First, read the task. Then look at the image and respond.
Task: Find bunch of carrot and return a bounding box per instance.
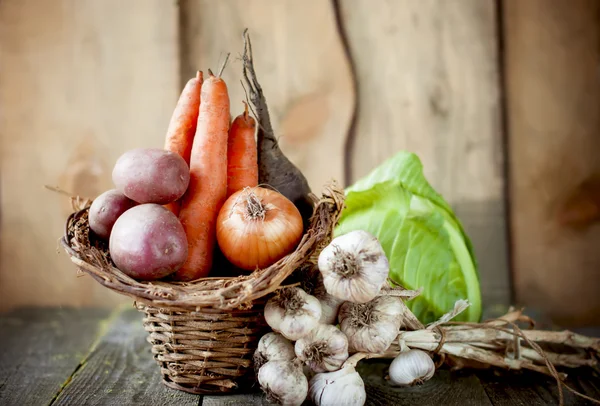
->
[163,68,258,281]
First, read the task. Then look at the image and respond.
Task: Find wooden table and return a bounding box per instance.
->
[1,307,598,406]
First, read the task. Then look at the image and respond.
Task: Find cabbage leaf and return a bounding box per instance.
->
[335,152,481,323]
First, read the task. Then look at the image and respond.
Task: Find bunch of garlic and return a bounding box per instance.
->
[254,229,438,405]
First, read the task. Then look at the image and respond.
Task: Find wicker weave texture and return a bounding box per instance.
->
[138,303,269,394]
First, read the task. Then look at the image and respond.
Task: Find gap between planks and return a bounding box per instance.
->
[0,307,110,406]
[47,305,135,406]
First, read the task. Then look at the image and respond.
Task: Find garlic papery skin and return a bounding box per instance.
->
[295,324,349,373]
[313,272,345,324]
[338,296,403,353]
[253,332,296,373]
[388,349,435,386]
[258,360,308,406]
[318,230,389,304]
[309,365,366,406]
[265,287,322,341]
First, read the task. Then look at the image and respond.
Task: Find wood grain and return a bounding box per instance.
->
[479,369,600,406]
[202,392,269,406]
[503,0,600,326]
[0,307,109,405]
[338,0,509,310]
[2,308,600,405]
[180,0,354,194]
[0,0,180,310]
[53,308,199,406]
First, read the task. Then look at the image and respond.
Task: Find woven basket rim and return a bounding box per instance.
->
[61,182,345,311]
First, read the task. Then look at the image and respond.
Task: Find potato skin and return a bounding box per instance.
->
[109,204,188,280]
[112,148,190,204]
[89,189,136,240]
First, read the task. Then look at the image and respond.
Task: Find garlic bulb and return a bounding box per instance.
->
[254,332,296,373]
[312,272,344,324]
[258,360,308,406]
[265,287,322,341]
[295,324,349,373]
[309,365,366,406]
[388,349,435,386]
[338,296,403,353]
[318,230,389,304]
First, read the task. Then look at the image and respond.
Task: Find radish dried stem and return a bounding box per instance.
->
[241,29,314,228]
[369,306,600,406]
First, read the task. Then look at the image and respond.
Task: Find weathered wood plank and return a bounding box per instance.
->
[479,369,600,406]
[338,0,509,312]
[0,0,179,310]
[202,392,269,406]
[357,361,493,406]
[0,307,109,405]
[180,0,354,194]
[53,308,199,406]
[504,0,600,326]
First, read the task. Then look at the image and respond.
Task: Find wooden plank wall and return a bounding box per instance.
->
[0,0,179,309]
[7,0,598,327]
[338,0,509,311]
[504,0,600,326]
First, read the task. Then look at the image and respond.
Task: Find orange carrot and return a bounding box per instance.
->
[227,102,258,197]
[174,71,230,281]
[164,71,203,215]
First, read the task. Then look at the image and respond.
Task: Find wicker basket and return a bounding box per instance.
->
[60,183,344,395]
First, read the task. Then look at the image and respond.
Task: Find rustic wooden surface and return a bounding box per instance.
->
[503,0,600,326]
[0,0,179,310]
[53,307,198,406]
[0,308,109,405]
[0,307,598,406]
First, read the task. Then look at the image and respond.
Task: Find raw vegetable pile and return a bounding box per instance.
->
[86,39,312,283]
[73,30,599,406]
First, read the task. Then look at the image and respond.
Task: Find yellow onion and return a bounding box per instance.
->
[216,187,304,270]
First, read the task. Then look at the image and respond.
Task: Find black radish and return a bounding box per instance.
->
[242,30,314,228]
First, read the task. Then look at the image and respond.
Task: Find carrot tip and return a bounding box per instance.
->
[196,71,203,81]
[207,68,215,77]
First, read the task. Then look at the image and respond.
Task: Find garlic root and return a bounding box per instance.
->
[339,296,404,353]
[318,230,389,304]
[264,287,322,341]
[295,324,349,373]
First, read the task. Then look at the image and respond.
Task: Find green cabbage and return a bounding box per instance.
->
[335,151,481,323]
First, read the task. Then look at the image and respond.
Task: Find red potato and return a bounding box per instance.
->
[112,148,190,204]
[88,189,136,240]
[109,204,188,280]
